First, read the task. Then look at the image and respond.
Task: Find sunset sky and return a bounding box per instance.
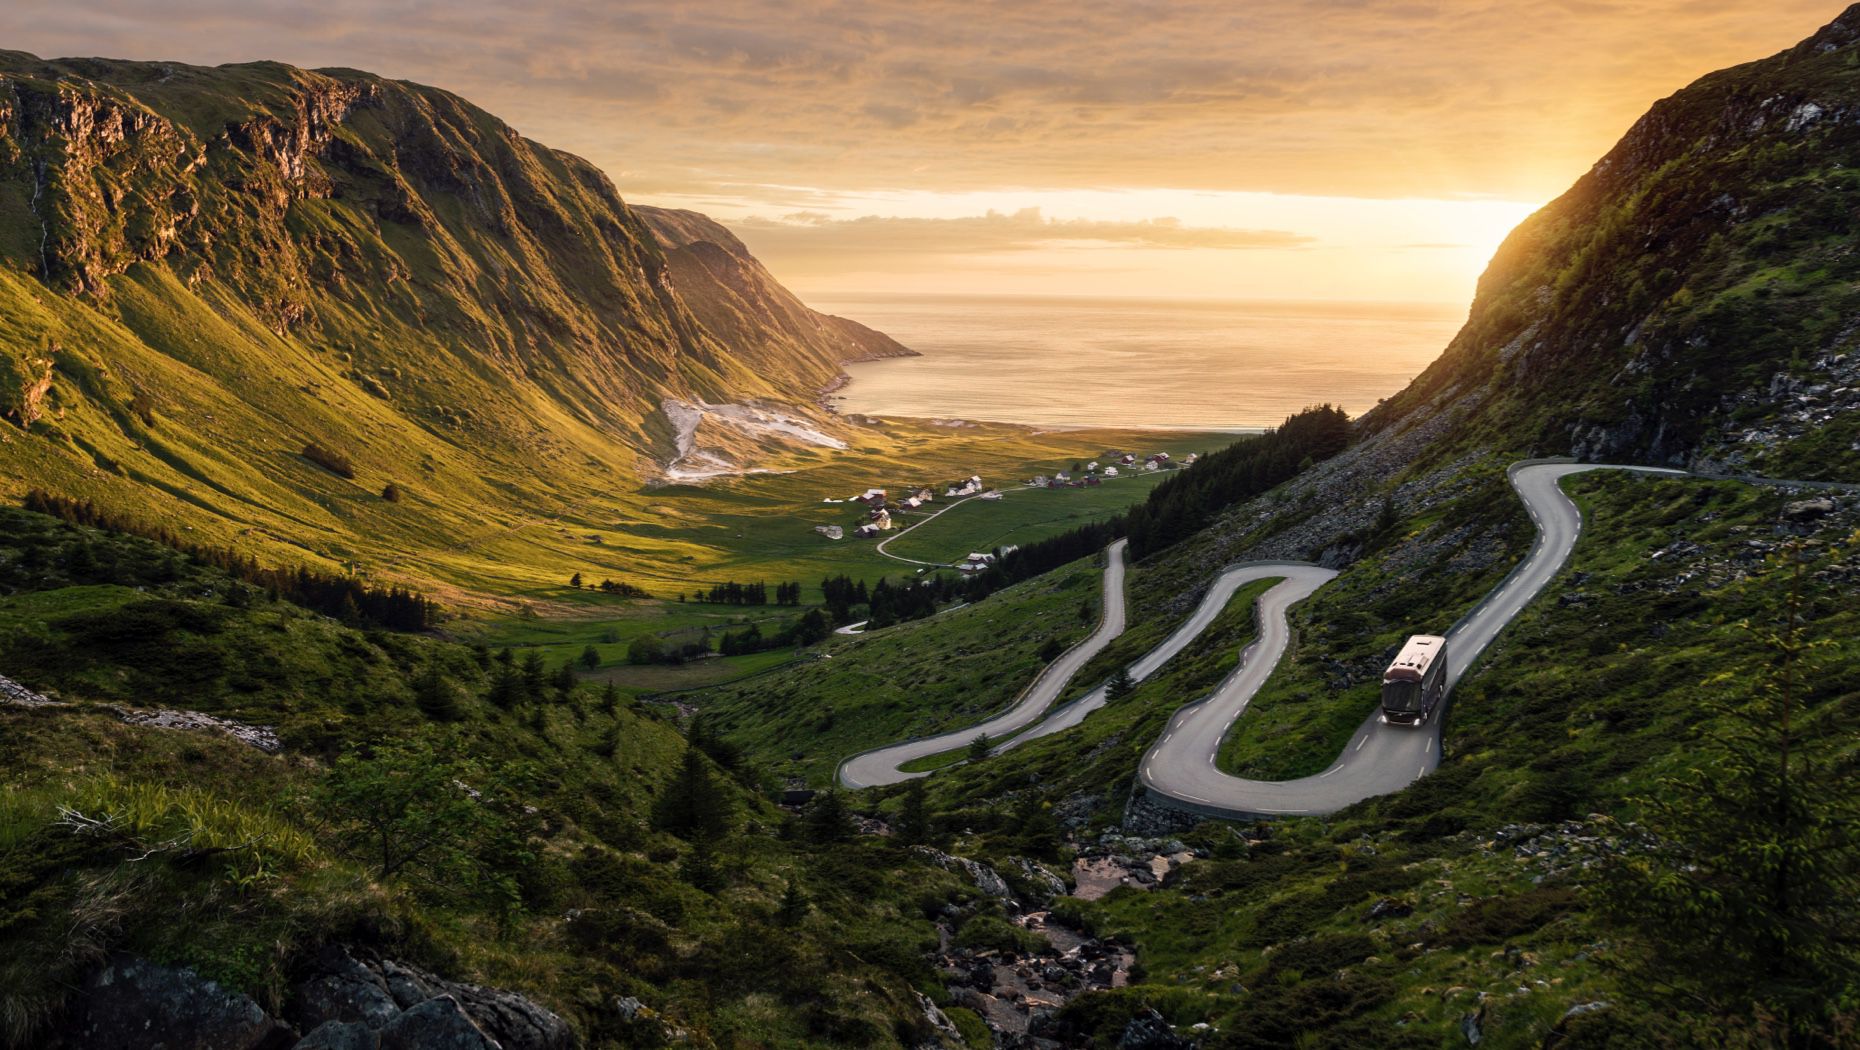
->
[2,1,1841,303]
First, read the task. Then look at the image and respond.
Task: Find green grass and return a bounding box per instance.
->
[697,556,1108,786]
[881,470,1181,564]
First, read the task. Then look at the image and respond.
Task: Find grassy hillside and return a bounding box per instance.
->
[0,505,996,1048]
[821,462,1856,1047]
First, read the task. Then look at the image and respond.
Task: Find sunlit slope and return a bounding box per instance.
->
[1366,9,1860,479]
[0,52,915,593]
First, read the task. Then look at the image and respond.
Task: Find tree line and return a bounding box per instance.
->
[689,581,803,606]
[963,405,1354,597]
[23,490,438,631]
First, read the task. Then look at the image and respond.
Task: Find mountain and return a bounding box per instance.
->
[0,52,899,587]
[636,206,915,395]
[1366,6,1860,482]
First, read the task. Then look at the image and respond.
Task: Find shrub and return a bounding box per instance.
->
[301,442,355,479]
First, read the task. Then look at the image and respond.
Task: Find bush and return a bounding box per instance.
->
[301,442,355,478]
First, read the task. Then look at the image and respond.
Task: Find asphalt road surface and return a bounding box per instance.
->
[1135,462,1683,817]
[838,539,1130,787]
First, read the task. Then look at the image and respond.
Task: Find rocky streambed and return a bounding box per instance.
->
[921,834,1206,1046]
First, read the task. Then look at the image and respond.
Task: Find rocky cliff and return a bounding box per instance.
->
[1364,4,1860,481]
[637,206,914,394]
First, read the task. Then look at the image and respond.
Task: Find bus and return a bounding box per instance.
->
[1381,634,1449,726]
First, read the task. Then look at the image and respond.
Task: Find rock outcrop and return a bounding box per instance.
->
[51,949,573,1050]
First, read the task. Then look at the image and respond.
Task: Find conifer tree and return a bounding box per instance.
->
[520,650,548,698]
[682,838,724,894]
[895,778,932,846]
[414,664,462,721]
[775,880,810,926]
[803,789,854,844]
[967,733,992,762]
[1105,666,1136,702]
[653,748,730,841]
[580,644,601,670]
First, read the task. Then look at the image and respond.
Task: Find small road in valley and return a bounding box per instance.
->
[841,460,1688,814]
[838,540,1129,787]
[1130,462,1682,816]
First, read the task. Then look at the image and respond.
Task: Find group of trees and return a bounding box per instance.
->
[691,581,803,606]
[569,573,650,597]
[485,647,582,707]
[1123,403,1350,556]
[23,490,439,630]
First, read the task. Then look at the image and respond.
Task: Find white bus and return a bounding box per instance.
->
[1381,634,1449,726]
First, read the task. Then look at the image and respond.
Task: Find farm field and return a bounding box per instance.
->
[881,469,1182,564]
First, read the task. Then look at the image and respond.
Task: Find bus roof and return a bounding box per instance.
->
[1383,634,1447,683]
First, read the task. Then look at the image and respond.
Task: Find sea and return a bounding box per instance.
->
[811,294,1467,432]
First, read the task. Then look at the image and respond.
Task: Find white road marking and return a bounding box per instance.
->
[1425,738,1433,754]
[1355,735,1368,752]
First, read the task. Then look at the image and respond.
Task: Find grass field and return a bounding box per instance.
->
[880,470,1181,564]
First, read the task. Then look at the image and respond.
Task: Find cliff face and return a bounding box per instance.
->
[637,206,914,393]
[0,53,901,588]
[1365,5,1860,480]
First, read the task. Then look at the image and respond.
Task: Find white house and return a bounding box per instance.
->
[1029,474,1049,487]
[869,508,893,529]
[1183,452,1199,465]
[1142,460,1160,472]
[1103,466,1120,477]
[814,524,844,540]
[901,496,923,510]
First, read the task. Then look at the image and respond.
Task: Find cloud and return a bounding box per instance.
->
[731,208,1311,258]
[0,0,1840,204]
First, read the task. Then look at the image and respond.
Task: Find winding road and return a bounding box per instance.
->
[839,539,1129,788]
[840,461,1684,815]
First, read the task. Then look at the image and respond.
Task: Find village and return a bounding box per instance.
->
[810,449,1199,571]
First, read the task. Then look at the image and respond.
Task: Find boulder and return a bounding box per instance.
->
[294,1020,379,1050]
[1783,497,1836,521]
[1116,1008,1191,1050]
[292,946,402,1030]
[378,997,498,1050]
[68,955,293,1050]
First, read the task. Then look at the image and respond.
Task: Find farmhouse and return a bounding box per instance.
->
[1103,466,1119,476]
[855,523,880,538]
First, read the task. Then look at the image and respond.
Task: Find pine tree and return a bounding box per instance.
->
[580,644,601,670]
[601,681,621,716]
[520,650,548,699]
[803,789,854,844]
[486,663,522,709]
[1106,666,1136,702]
[414,664,462,721]
[553,661,578,698]
[653,748,730,841]
[895,778,931,846]
[682,838,724,894]
[966,733,992,762]
[775,880,810,926]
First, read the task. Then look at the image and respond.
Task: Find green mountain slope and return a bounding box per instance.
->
[0,53,899,595]
[1368,7,1860,480]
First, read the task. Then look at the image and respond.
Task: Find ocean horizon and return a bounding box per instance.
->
[809,292,1468,432]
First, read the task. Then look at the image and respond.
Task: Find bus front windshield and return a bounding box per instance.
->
[1382,680,1421,712]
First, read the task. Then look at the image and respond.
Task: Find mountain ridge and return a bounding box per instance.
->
[0,51,910,592]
